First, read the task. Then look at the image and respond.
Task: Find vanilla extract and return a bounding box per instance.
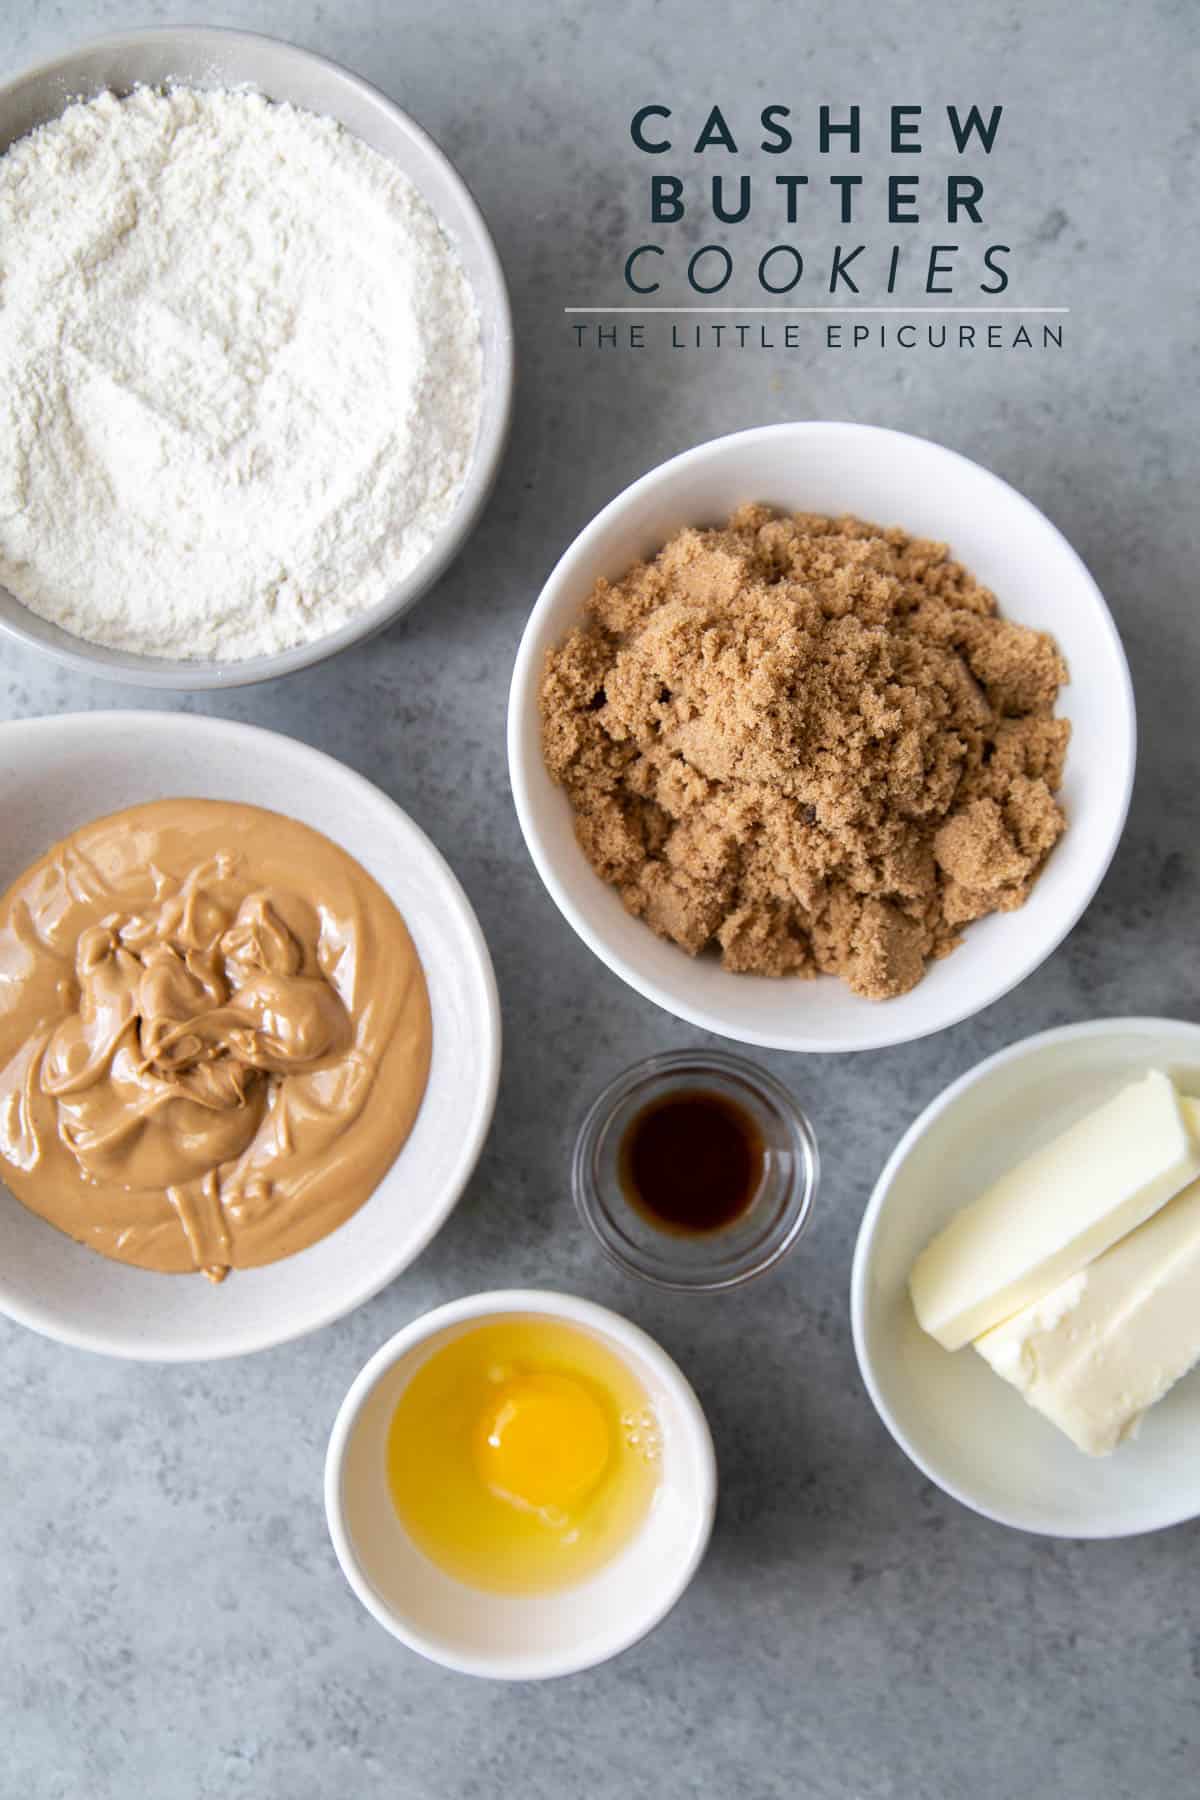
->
[619,1087,764,1235]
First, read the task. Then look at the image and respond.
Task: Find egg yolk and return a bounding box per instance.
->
[474,1372,611,1517]
[386,1317,662,1593]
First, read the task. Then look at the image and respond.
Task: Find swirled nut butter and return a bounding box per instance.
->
[0,800,432,1281]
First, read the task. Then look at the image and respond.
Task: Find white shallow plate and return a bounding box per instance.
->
[0,712,501,1360]
[509,423,1136,1053]
[852,1019,1200,1537]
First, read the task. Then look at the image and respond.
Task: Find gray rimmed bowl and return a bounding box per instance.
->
[0,28,514,689]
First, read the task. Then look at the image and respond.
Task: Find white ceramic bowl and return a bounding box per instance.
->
[508,423,1135,1054]
[325,1290,717,1678]
[851,1018,1200,1538]
[0,28,514,689]
[0,712,501,1360]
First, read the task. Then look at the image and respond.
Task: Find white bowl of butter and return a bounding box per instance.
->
[852,1018,1200,1537]
[0,711,500,1359]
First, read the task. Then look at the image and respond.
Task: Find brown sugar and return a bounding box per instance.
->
[539,506,1070,1001]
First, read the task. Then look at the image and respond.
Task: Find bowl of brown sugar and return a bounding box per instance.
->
[508,423,1135,1053]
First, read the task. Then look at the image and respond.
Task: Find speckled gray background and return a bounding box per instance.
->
[2,3,1198,1796]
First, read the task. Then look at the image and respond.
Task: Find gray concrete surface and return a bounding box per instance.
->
[2,2,1198,1796]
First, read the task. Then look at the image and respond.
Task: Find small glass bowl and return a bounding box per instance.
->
[572,1050,819,1292]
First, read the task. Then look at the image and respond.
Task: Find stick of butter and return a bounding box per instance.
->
[909,1071,1200,1350]
[974,1147,1200,1455]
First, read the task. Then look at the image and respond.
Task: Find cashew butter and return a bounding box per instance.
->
[0,800,432,1280]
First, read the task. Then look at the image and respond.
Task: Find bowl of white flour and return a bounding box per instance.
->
[0,29,513,687]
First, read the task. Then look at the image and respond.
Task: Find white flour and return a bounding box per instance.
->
[0,87,483,661]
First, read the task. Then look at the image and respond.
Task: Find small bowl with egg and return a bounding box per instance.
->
[325,1289,717,1678]
[0,710,501,1360]
[0,27,513,688]
[851,1017,1200,1538]
[508,422,1135,1053]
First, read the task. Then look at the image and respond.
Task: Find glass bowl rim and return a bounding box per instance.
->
[572,1048,820,1293]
